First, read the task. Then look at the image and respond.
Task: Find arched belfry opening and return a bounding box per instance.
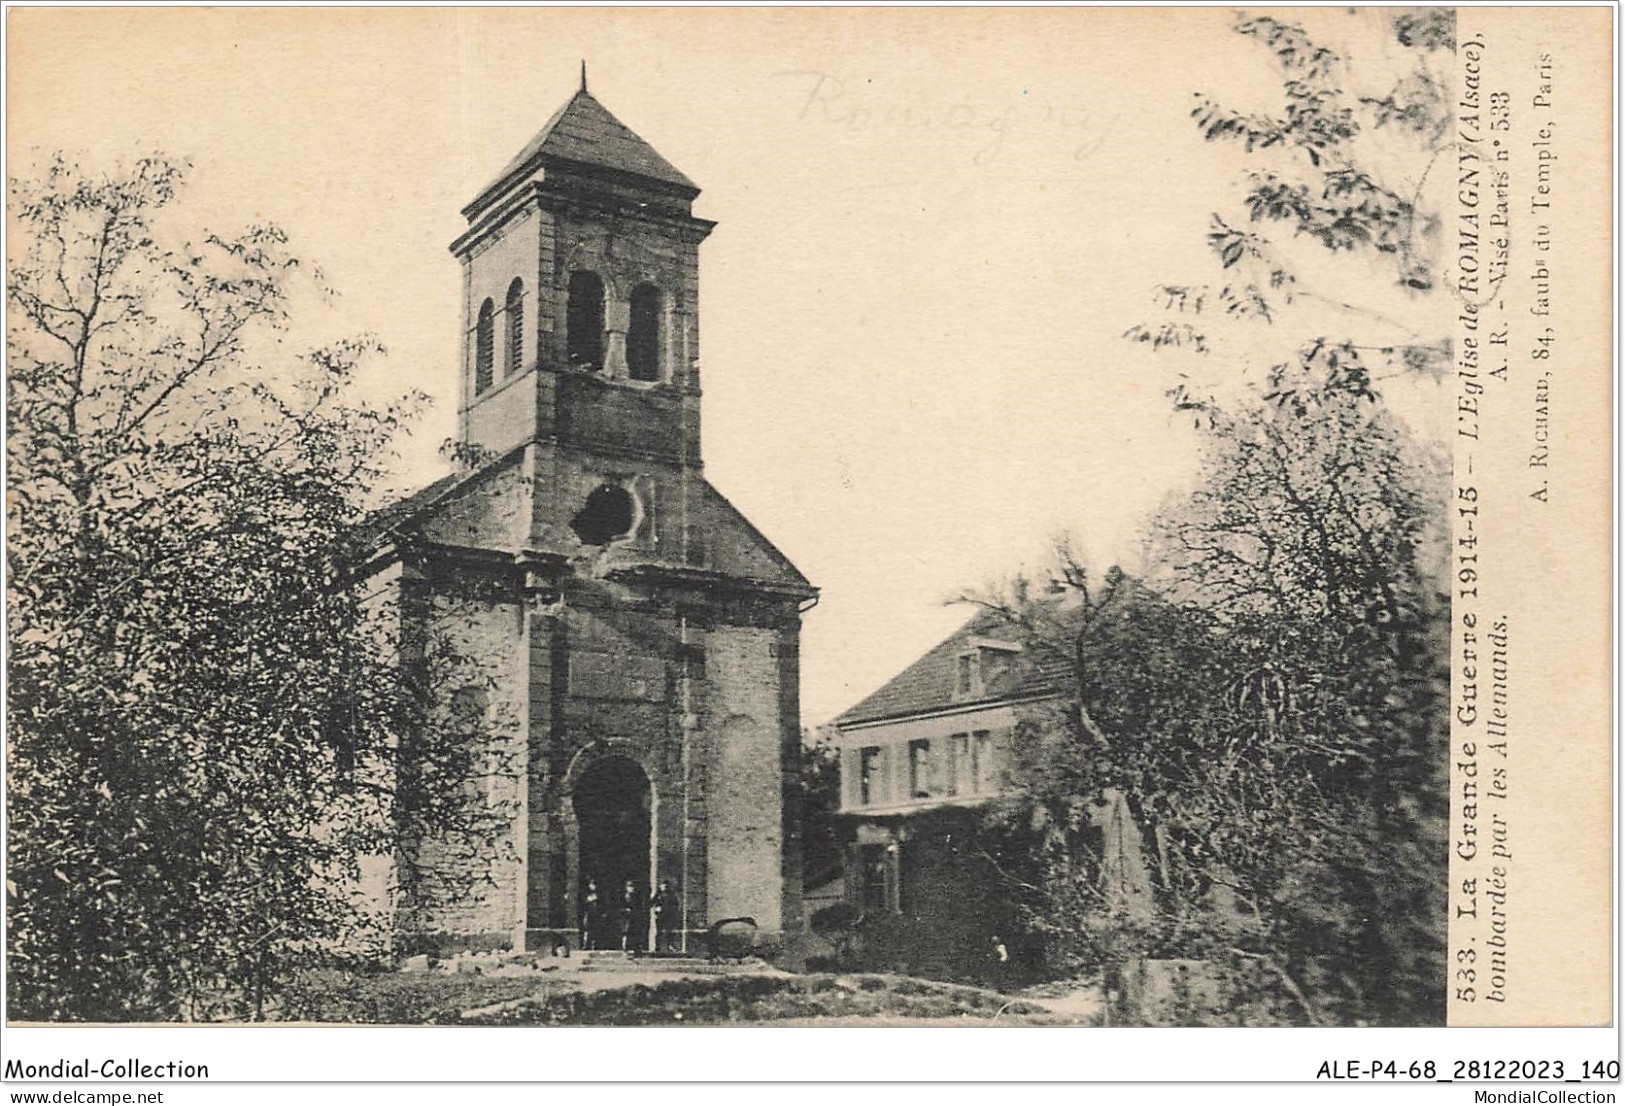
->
[572,755,652,949]
[627,283,662,382]
[566,271,606,370]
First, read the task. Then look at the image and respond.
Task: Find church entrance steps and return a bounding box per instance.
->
[417,947,776,980]
[577,952,739,975]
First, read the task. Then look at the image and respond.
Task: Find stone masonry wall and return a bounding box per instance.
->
[704,626,784,933]
[420,453,533,552]
[406,592,529,950]
[460,202,546,457]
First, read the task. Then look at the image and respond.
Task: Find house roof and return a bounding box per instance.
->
[463,89,697,219]
[835,607,1062,728]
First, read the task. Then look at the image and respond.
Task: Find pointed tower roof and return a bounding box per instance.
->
[462,88,698,220]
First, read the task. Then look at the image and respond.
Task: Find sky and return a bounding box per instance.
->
[8,7,1451,725]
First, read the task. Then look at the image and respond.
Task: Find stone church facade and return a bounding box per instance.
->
[364,83,815,956]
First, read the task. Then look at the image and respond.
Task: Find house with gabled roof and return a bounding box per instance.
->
[824,609,1048,978]
[829,604,1152,982]
[834,608,1057,825]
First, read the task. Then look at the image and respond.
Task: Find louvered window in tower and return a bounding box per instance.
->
[505,279,525,376]
[627,284,661,381]
[474,299,495,394]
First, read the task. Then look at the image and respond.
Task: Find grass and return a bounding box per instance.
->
[280,967,547,1025]
[283,967,1059,1026]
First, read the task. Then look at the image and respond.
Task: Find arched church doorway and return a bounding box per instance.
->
[573,755,652,950]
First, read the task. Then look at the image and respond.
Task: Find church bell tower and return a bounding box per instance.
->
[381,77,815,958]
[448,75,714,564]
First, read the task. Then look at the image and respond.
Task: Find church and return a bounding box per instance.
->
[362,78,816,958]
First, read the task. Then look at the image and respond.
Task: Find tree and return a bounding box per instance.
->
[5,154,489,1020]
[976,10,1454,1024]
[978,395,1446,1024]
[790,727,844,890]
[808,901,860,969]
[1143,9,1453,1025]
[1130,8,1456,401]
[1153,382,1447,1026]
[963,564,1237,1012]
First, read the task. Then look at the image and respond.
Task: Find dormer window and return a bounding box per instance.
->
[951,638,1021,701]
[982,648,1013,685]
[567,271,606,370]
[954,654,976,698]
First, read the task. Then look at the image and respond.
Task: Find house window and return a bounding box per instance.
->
[948,733,969,796]
[907,738,934,799]
[627,283,662,382]
[973,730,998,794]
[505,278,525,376]
[474,298,495,394]
[567,271,605,370]
[859,745,883,806]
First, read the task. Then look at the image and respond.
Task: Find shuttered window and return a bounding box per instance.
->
[474,299,495,393]
[505,278,525,376]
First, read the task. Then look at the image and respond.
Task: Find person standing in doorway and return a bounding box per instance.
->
[620,879,642,953]
[580,878,600,950]
[652,879,679,953]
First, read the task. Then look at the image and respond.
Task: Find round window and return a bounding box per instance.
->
[570,483,636,546]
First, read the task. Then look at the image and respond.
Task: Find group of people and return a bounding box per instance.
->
[579,877,680,953]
